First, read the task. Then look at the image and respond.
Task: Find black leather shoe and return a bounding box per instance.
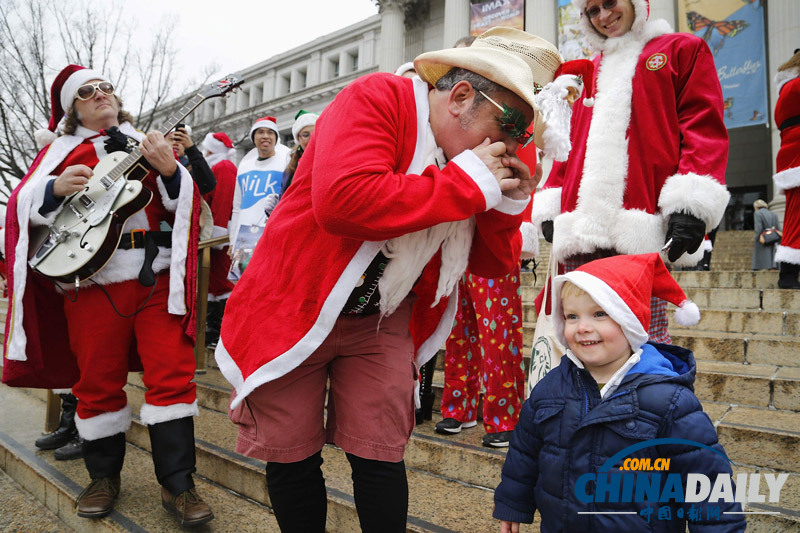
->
[76,476,120,518]
[482,431,513,448]
[54,436,84,461]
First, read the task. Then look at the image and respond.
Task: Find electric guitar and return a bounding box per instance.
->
[28,74,244,285]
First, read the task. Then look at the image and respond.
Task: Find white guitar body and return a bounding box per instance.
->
[29,151,153,283]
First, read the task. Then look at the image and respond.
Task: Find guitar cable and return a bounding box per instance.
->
[56,272,159,318]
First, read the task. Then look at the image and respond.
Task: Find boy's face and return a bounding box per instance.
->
[561,292,632,378]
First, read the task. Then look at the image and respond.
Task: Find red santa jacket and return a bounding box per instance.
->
[204,159,236,297]
[532,0,729,267]
[216,73,527,408]
[774,69,800,190]
[3,123,201,389]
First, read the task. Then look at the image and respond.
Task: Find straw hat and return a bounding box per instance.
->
[413,27,563,114]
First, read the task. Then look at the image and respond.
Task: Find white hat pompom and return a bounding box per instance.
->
[674,299,701,327]
[35,128,57,149]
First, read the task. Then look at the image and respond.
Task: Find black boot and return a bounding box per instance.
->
[54,436,84,461]
[778,262,800,289]
[148,416,197,496]
[35,393,78,450]
[419,355,437,421]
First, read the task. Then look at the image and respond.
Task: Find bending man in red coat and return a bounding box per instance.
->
[215,28,564,531]
[532,0,730,343]
[3,65,212,526]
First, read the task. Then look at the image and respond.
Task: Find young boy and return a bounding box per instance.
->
[493,253,746,532]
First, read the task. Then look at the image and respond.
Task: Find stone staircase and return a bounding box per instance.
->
[2,229,799,531]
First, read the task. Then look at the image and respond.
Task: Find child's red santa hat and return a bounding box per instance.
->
[35,64,110,149]
[249,116,279,143]
[551,253,700,351]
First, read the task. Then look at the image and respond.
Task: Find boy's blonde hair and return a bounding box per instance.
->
[560,280,588,300]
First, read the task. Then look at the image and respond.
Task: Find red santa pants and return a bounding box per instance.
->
[778,187,800,263]
[64,275,196,425]
[440,266,525,433]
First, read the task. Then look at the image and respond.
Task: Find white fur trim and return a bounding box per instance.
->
[494,195,529,216]
[292,112,319,144]
[774,166,800,196]
[156,172,181,212]
[35,129,57,150]
[775,245,800,266]
[775,68,800,94]
[702,239,713,252]
[552,270,649,351]
[218,240,385,409]
[27,176,64,227]
[166,164,195,316]
[531,187,562,228]
[7,134,83,361]
[582,97,595,107]
[394,61,416,77]
[658,172,730,230]
[452,150,502,211]
[75,404,131,441]
[249,118,279,141]
[520,221,539,259]
[51,388,72,395]
[674,300,700,326]
[139,400,199,425]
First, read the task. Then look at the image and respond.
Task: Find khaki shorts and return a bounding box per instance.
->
[231,297,417,463]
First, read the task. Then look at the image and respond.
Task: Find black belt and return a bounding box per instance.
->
[779,115,800,131]
[117,230,172,287]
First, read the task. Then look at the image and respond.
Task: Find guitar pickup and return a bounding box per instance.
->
[78,195,95,209]
[100,176,114,189]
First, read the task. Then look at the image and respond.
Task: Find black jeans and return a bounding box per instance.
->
[265,451,408,532]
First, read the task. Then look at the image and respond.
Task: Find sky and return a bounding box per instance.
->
[133,0,380,81]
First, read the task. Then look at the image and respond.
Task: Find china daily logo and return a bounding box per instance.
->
[574,439,787,522]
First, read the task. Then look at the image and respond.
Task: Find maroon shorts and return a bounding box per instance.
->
[232,297,417,463]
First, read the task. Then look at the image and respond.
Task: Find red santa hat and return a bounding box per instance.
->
[551,253,700,351]
[249,116,279,142]
[35,64,111,148]
[201,131,236,166]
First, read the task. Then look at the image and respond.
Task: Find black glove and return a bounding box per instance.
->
[665,212,706,262]
[542,220,554,243]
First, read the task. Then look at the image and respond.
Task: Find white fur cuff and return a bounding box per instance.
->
[531,187,562,228]
[29,176,65,227]
[776,245,800,266]
[774,166,800,195]
[494,195,529,216]
[658,172,730,230]
[155,165,191,212]
[76,405,132,441]
[453,150,501,211]
[139,400,199,425]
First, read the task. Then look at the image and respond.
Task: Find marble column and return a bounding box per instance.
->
[767,0,800,221]
[443,0,470,48]
[525,0,557,44]
[378,0,407,72]
[648,0,676,29]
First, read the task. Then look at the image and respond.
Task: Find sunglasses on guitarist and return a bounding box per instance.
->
[75,81,115,101]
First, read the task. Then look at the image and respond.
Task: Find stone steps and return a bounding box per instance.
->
[0,384,280,533]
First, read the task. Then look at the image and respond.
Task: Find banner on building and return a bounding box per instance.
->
[470,0,525,36]
[556,0,597,61]
[678,0,768,129]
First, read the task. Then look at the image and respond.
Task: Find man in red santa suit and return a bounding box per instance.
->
[773,49,800,289]
[532,0,730,343]
[2,65,212,526]
[199,131,238,345]
[215,27,571,531]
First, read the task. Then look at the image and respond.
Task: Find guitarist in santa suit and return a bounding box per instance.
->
[2,64,213,526]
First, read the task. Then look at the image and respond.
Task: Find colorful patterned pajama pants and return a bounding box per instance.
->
[440,265,526,433]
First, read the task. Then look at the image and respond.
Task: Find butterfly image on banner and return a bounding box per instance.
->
[723,97,734,120]
[741,0,762,9]
[686,11,748,55]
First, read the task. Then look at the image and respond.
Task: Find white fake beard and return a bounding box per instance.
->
[378,217,475,316]
[534,83,573,162]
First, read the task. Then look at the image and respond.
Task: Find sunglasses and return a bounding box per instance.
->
[478,91,533,148]
[585,0,617,19]
[75,81,115,101]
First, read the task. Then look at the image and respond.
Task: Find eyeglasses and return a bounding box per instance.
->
[585,0,617,19]
[75,81,115,101]
[478,91,533,148]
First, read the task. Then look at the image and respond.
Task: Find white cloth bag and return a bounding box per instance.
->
[527,254,565,395]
